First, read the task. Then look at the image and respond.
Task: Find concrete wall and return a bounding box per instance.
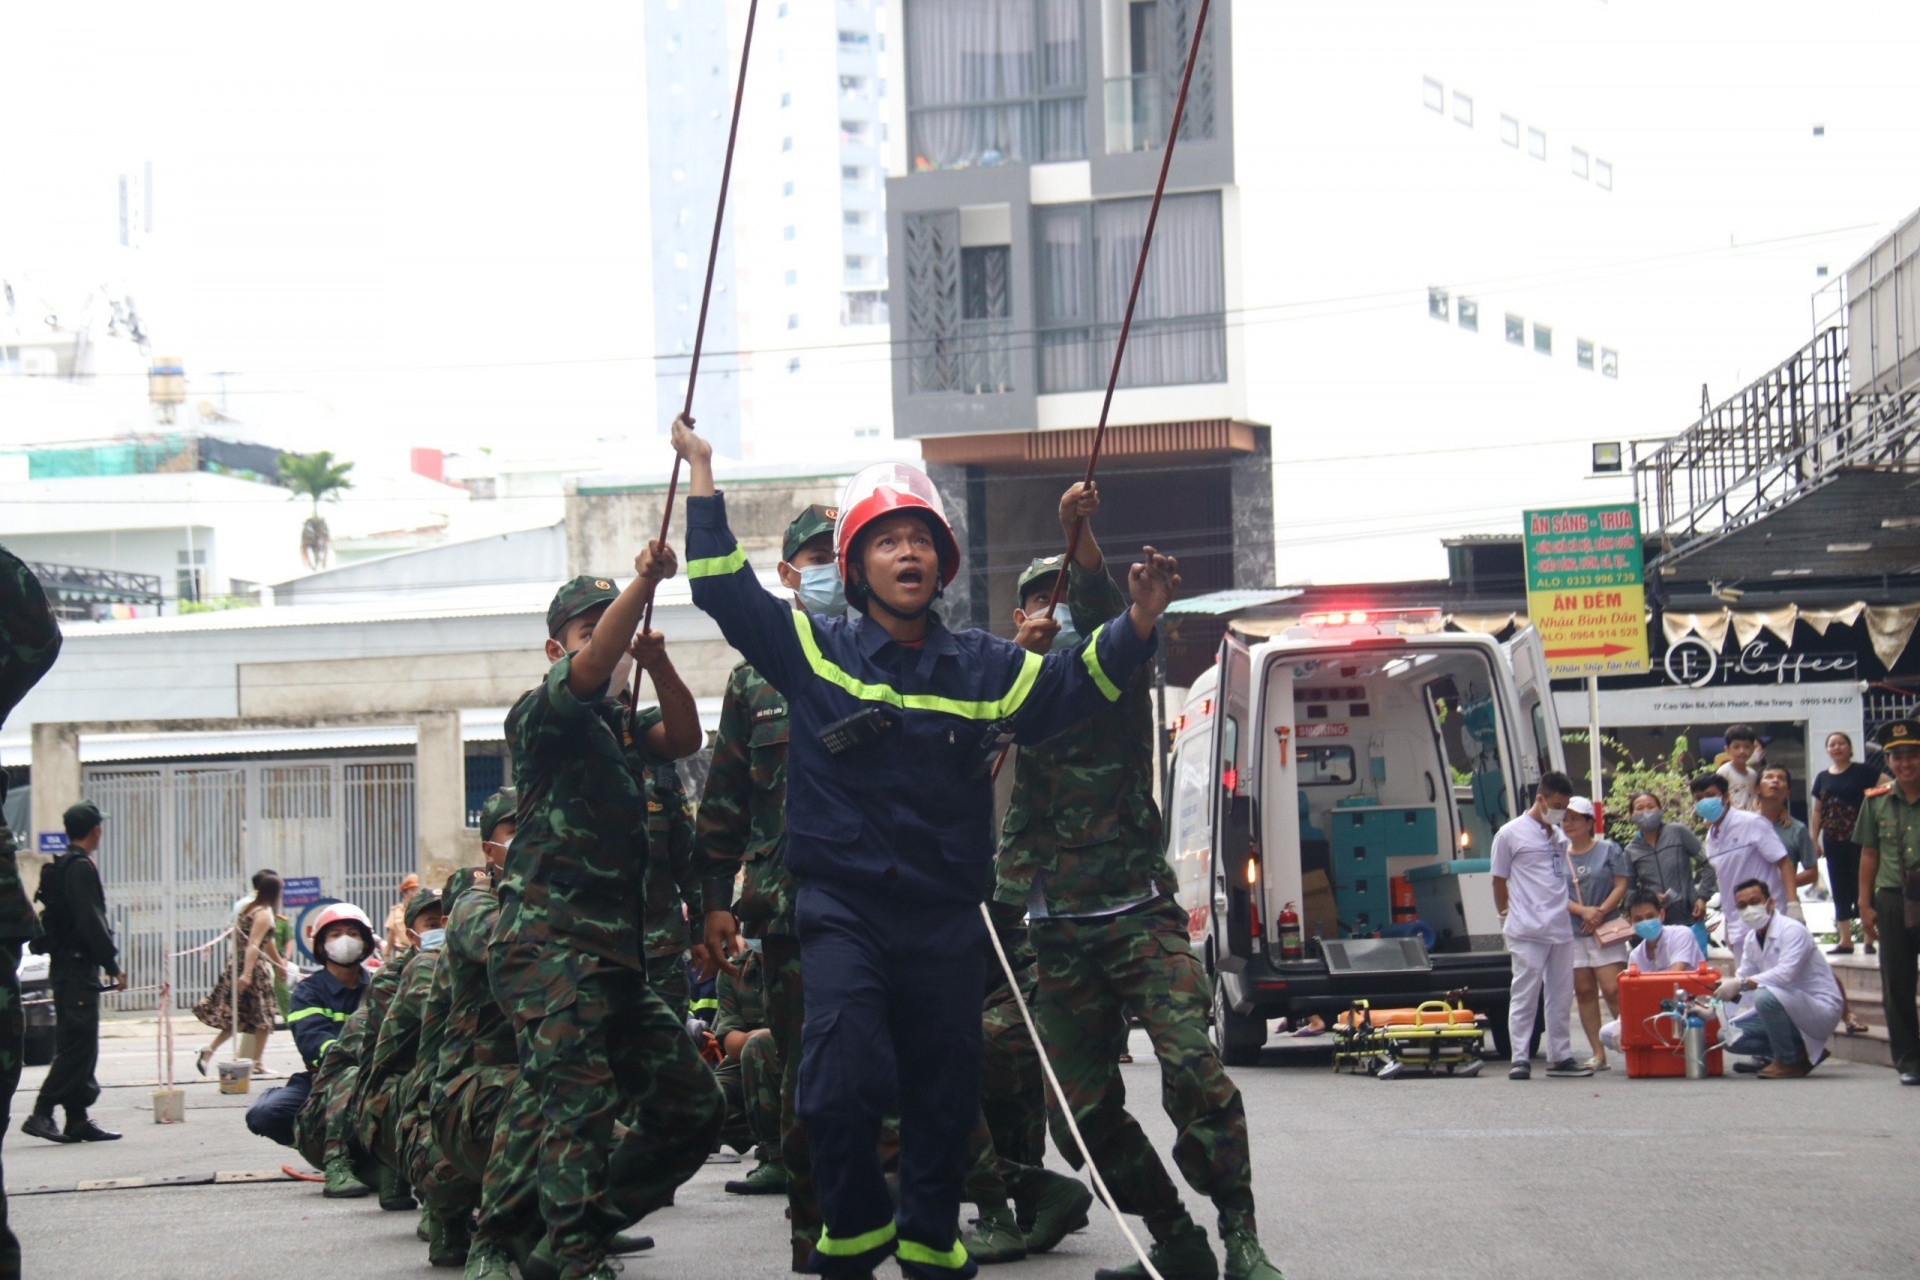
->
[566,476,848,580]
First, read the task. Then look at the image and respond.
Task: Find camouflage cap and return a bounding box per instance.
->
[1883,717,1920,752]
[1015,555,1067,606]
[784,504,840,562]
[546,575,621,638]
[478,787,517,841]
[441,866,487,917]
[63,799,104,835]
[404,888,444,929]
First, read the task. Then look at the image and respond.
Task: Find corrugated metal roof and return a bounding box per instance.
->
[1164,589,1302,616]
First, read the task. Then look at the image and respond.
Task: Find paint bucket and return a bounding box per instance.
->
[217,1058,254,1095]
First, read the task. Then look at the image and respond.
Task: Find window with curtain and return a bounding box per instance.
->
[905,0,1085,171]
[1035,191,1226,392]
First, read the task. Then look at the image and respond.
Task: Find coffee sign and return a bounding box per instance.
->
[1661,636,1859,688]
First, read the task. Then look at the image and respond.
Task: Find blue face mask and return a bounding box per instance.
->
[1694,796,1726,824]
[416,928,447,951]
[796,563,845,616]
[1051,616,1080,651]
[1632,919,1663,942]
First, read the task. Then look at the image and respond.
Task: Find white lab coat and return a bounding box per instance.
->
[1735,911,1844,1063]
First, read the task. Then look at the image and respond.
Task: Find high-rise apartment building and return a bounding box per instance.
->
[879,0,1920,621]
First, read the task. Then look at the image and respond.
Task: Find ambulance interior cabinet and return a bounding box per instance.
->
[1331,807,1437,936]
[1406,859,1500,952]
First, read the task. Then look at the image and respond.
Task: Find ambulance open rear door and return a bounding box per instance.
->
[1501,625,1567,797]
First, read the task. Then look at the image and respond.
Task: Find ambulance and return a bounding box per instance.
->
[1166,609,1566,1064]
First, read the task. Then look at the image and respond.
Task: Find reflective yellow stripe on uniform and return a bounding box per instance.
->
[288,1006,348,1023]
[687,547,749,579]
[789,611,1042,721]
[1080,620,1123,701]
[316,1038,338,1057]
[816,1221,897,1257]
[897,1239,970,1269]
[689,998,719,1013]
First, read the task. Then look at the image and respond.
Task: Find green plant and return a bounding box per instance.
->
[1563,732,1703,846]
[279,450,355,569]
[178,595,256,615]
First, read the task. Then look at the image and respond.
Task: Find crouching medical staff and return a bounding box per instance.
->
[672,419,1178,1280]
[1716,878,1843,1079]
[1598,891,1706,1054]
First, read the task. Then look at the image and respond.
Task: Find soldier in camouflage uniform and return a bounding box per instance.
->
[712,945,784,1191]
[356,890,447,1245]
[643,753,700,1019]
[485,565,721,1280]
[298,910,413,1200]
[0,546,59,1280]
[693,503,835,1269]
[998,485,1284,1280]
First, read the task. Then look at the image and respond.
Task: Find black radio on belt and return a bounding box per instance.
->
[819,706,901,755]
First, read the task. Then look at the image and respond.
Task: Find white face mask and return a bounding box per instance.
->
[324,933,366,965]
[1737,904,1771,929]
[416,928,447,951]
[1543,807,1567,828]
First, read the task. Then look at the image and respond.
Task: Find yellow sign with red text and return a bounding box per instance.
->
[1523,504,1650,678]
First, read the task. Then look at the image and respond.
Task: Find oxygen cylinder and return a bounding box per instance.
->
[1683,1014,1708,1079]
[1279,902,1303,960]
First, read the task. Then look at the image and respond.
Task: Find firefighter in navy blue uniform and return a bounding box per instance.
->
[673,420,1180,1280]
[246,903,376,1151]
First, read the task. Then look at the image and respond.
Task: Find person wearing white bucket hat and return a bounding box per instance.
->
[1563,796,1629,1071]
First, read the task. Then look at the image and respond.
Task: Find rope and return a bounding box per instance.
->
[633,0,761,673]
[992,0,1212,787]
[979,903,1163,1280]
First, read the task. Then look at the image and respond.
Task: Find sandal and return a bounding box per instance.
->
[1844,1014,1870,1036]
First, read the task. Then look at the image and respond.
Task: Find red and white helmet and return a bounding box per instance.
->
[834,462,960,590]
[310,902,375,950]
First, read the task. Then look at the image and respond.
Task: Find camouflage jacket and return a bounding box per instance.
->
[643,758,699,959]
[694,661,795,938]
[994,562,1174,917]
[0,548,59,944]
[497,655,655,968]
[435,877,517,1096]
[361,942,443,1112]
[711,947,767,1041]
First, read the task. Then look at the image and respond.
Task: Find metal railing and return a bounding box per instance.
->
[1634,324,1920,569]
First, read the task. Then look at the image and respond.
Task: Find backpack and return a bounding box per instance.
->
[29,850,80,953]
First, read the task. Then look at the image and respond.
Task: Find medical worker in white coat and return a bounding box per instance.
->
[1597,890,1707,1054]
[1491,770,1593,1080]
[1689,771,1793,955]
[1717,877,1843,1079]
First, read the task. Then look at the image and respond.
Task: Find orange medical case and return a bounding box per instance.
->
[1617,963,1724,1078]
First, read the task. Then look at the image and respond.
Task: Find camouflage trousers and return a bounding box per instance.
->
[717,1027,782,1158]
[293,1062,365,1174]
[647,950,690,1022]
[761,934,819,1243]
[0,948,21,1280]
[433,1064,516,1191]
[482,940,723,1275]
[964,968,1049,1205]
[1031,901,1256,1239]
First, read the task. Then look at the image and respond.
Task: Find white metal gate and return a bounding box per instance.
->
[83,757,416,1011]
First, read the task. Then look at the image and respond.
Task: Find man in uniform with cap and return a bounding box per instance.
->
[357,888,447,1228]
[485,562,720,1280]
[1858,717,1920,1085]
[24,798,126,1144]
[996,482,1284,1280]
[1,546,61,1275]
[693,501,838,1268]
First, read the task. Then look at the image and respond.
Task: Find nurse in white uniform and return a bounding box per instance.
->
[1690,772,1793,955]
[1716,877,1844,1078]
[1598,891,1707,1053]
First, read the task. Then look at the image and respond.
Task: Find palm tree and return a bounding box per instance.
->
[278,451,355,569]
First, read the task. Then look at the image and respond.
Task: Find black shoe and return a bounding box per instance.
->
[1732,1059,1767,1075]
[1507,1062,1531,1081]
[22,1113,76,1144]
[65,1116,123,1142]
[1900,1071,1920,1086]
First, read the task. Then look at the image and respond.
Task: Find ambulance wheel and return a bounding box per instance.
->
[1209,975,1263,1067]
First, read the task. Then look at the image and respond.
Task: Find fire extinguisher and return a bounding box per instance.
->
[1279,902,1303,961]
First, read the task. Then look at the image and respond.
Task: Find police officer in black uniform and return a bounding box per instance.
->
[22,800,126,1144]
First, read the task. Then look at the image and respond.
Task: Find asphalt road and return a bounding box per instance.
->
[7,1018,1916,1280]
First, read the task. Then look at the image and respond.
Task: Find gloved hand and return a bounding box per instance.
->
[1715,976,1744,1002]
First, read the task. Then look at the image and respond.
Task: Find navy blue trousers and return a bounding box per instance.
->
[246,1071,311,1146]
[796,881,984,1277]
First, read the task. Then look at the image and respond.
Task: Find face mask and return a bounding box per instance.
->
[1633,810,1663,832]
[416,928,447,951]
[605,649,635,701]
[1542,807,1566,828]
[1694,797,1726,824]
[1737,903,1770,929]
[796,563,846,616]
[324,933,366,965]
[1051,616,1081,651]
[1632,919,1664,942]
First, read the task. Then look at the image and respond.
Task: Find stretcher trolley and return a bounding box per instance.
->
[1616,964,1725,1078]
[1330,993,1489,1080]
